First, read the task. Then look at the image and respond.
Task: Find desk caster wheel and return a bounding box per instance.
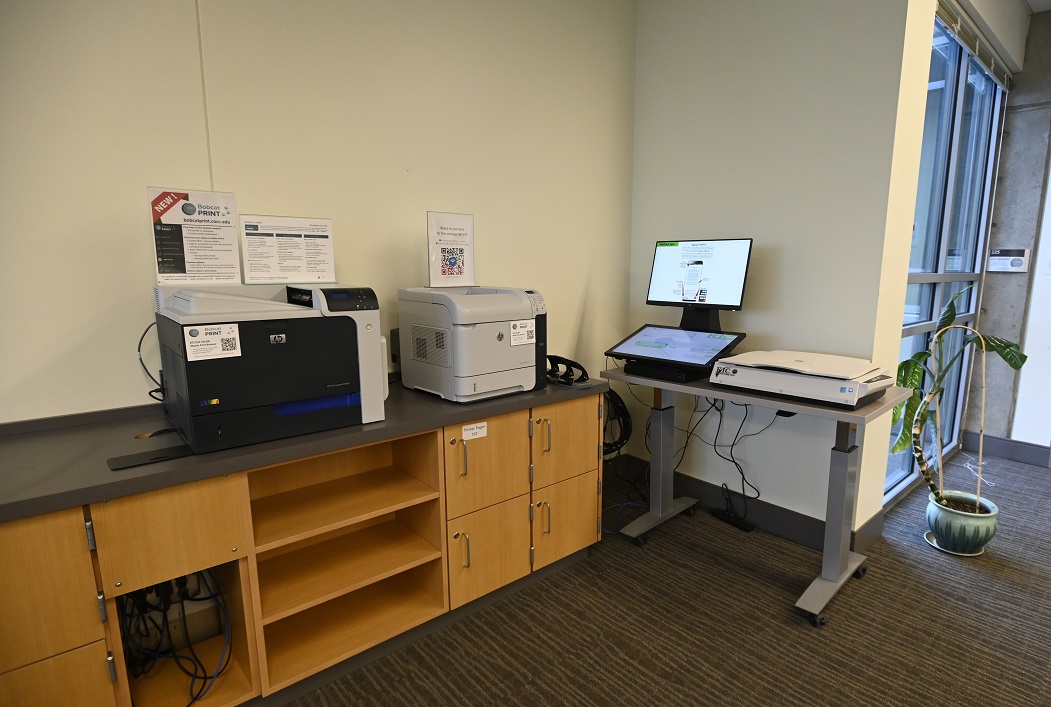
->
[632,535,647,547]
[806,612,828,628]
[852,566,867,580]
[683,507,696,518]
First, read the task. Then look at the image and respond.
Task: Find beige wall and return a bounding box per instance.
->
[0,0,636,424]
[628,0,937,524]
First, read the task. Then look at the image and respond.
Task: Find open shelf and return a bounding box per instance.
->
[256,516,442,624]
[128,632,254,707]
[121,560,257,707]
[262,563,445,692]
[251,467,439,551]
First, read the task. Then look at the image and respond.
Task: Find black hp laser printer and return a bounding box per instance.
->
[155,284,387,453]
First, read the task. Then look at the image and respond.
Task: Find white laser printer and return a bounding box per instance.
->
[398,286,547,402]
[155,284,388,453]
[709,350,893,409]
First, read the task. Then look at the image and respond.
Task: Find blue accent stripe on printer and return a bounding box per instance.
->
[274,393,361,417]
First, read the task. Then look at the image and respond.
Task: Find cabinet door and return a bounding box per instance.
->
[532,470,599,571]
[444,410,530,519]
[0,507,104,674]
[447,495,531,609]
[91,474,248,595]
[531,395,600,490]
[0,639,116,707]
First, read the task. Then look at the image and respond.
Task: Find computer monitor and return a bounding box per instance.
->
[645,238,753,332]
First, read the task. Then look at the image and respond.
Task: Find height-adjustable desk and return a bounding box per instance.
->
[600,368,910,624]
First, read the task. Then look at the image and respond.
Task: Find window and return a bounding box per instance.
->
[886,20,1005,495]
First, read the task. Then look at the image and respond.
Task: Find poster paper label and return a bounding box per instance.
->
[462,422,488,440]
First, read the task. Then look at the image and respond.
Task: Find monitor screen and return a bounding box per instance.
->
[604,325,746,371]
[645,238,753,310]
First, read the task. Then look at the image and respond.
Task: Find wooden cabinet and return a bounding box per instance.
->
[91,475,257,707]
[445,394,602,609]
[91,474,248,594]
[2,384,603,705]
[0,507,114,705]
[246,430,447,695]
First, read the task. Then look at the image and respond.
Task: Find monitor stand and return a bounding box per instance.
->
[679,307,721,333]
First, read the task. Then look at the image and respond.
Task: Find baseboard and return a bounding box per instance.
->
[961,432,1051,467]
[610,454,882,554]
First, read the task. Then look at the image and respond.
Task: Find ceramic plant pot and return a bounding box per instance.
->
[926,490,998,556]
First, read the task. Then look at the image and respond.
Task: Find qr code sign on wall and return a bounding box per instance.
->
[441,247,465,276]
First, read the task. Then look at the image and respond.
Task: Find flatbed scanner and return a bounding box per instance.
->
[709,350,893,409]
[155,284,387,453]
[398,286,547,402]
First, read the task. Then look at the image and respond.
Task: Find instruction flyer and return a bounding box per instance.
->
[240,215,336,283]
[428,211,475,287]
[149,187,240,285]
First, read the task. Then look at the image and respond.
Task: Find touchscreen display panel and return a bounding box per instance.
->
[605,325,745,369]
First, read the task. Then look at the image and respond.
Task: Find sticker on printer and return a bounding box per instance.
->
[462,422,487,440]
[509,320,536,346]
[184,323,242,361]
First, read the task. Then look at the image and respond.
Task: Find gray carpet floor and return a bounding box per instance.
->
[286,452,1051,706]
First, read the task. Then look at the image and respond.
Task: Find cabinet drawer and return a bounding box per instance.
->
[532,469,599,570]
[92,474,248,594]
[0,639,116,707]
[446,495,531,609]
[444,410,530,519]
[0,507,104,674]
[531,395,600,490]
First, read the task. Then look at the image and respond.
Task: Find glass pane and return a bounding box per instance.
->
[886,334,929,489]
[903,283,935,325]
[945,56,996,274]
[910,24,960,274]
[939,280,977,319]
[930,327,967,449]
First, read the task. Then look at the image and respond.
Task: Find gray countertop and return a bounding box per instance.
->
[0,381,607,523]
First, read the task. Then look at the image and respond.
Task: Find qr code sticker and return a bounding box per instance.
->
[527,329,534,340]
[441,247,465,276]
[221,337,238,352]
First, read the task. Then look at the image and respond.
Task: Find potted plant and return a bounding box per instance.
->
[891,287,1026,555]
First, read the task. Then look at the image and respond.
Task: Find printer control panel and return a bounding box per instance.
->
[524,290,547,316]
[286,286,379,312]
[321,287,379,311]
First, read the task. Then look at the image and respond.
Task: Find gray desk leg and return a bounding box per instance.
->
[795,421,865,622]
[619,390,697,541]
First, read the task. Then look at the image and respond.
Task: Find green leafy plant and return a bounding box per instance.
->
[891,287,1026,511]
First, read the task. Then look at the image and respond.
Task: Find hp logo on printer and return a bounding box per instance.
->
[270,334,286,344]
[715,366,737,377]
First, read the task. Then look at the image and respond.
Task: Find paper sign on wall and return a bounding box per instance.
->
[240,214,336,284]
[428,211,475,287]
[149,187,241,285]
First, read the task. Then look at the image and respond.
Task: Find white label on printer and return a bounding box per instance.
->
[509,320,535,346]
[183,323,242,361]
[462,422,487,440]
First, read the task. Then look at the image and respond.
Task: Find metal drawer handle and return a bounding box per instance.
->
[545,418,552,452]
[461,439,468,476]
[544,501,552,534]
[453,531,471,568]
